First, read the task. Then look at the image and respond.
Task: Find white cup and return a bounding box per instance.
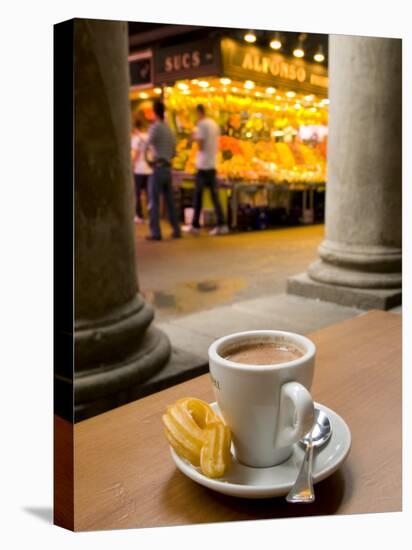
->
[208,330,315,468]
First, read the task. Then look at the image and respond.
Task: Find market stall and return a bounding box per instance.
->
[129,37,328,229]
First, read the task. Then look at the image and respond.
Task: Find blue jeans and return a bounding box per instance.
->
[148,165,180,239]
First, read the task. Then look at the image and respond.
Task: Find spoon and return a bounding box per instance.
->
[286,408,332,503]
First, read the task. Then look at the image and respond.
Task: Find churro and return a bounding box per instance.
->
[163,397,232,478]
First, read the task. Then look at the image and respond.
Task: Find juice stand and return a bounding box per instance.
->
[129,37,328,230]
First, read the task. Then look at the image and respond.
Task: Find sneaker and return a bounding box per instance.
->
[209,225,229,236]
[134,216,144,224]
[182,225,200,235]
[218,225,229,235]
[145,235,162,241]
[171,233,182,239]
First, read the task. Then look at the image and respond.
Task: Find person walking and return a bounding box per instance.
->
[183,104,229,236]
[131,119,152,223]
[145,101,181,241]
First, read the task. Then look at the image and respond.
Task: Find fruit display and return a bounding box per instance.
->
[172,135,326,184]
[165,81,327,184]
[166,89,327,136]
[162,397,232,478]
[132,77,328,185]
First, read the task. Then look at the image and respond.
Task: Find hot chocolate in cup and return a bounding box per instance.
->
[208,330,315,468]
[224,340,304,365]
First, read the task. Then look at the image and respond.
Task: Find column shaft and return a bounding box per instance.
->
[72,20,171,420]
[288,35,402,309]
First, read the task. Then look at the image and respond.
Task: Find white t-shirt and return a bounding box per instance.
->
[195,118,220,170]
[131,132,152,175]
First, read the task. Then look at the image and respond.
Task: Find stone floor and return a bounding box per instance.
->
[135,221,325,323]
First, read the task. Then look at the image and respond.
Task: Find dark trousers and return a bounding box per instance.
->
[192,169,225,228]
[134,173,149,218]
[148,165,181,239]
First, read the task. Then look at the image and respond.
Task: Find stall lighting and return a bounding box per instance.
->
[286,90,296,98]
[244,31,256,43]
[244,80,255,89]
[153,87,162,95]
[220,77,231,85]
[255,91,262,97]
[309,107,317,112]
[139,92,149,99]
[294,103,302,109]
[222,87,228,93]
[231,86,238,93]
[198,80,209,88]
[274,106,281,111]
[245,131,253,138]
[182,89,191,95]
[270,32,282,50]
[275,95,282,101]
[191,79,199,84]
[314,45,325,63]
[270,38,282,50]
[321,98,330,105]
[177,82,189,90]
[293,34,307,59]
[165,86,173,93]
[266,87,276,94]
[304,94,314,102]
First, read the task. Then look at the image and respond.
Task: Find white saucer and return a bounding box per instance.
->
[170,401,351,499]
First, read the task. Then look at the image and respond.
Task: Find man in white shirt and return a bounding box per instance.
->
[184,104,228,236]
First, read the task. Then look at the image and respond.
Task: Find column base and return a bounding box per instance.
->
[312,243,402,289]
[287,272,401,310]
[74,346,208,422]
[73,325,170,421]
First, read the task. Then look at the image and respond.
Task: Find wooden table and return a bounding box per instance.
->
[64,310,402,531]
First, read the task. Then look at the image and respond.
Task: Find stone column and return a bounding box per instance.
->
[288,35,402,310]
[73,20,171,420]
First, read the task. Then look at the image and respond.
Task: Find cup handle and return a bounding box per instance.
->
[275,381,314,448]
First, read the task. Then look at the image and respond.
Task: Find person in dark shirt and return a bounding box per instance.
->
[145,101,181,241]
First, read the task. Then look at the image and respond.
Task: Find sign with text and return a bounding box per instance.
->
[154,40,221,84]
[221,38,328,96]
[129,50,153,90]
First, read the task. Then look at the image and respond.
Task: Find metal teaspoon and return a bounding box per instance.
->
[286,408,332,503]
